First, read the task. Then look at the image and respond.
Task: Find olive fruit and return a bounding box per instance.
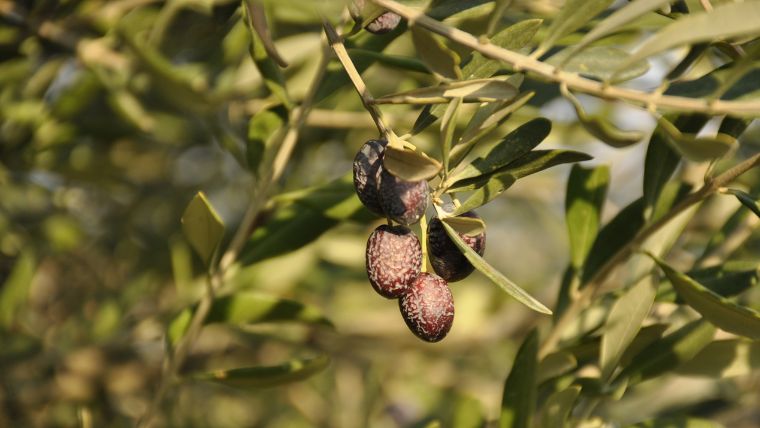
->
[399,273,454,342]
[378,169,429,225]
[366,224,422,299]
[365,11,401,34]
[353,139,387,216]
[427,211,486,282]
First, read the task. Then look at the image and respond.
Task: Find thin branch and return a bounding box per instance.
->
[370,0,760,117]
[322,20,388,135]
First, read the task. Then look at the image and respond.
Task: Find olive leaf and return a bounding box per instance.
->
[168,292,334,346]
[535,0,615,56]
[500,329,539,428]
[566,164,610,270]
[537,351,577,384]
[722,188,760,219]
[181,192,225,267]
[560,85,644,147]
[383,145,442,181]
[440,97,462,173]
[649,253,760,340]
[411,26,462,80]
[549,46,649,83]
[676,339,760,379]
[192,355,330,388]
[655,116,737,162]
[539,386,581,428]
[0,251,36,328]
[374,78,519,105]
[441,215,485,237]
[440,222,551,314]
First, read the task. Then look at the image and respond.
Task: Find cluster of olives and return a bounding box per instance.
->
[353,139,486,342]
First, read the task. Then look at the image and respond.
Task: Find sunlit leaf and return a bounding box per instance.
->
[540,386,581,428]
[600,276,657,381]
[676,339,760,378]
[615,2,760,79]
[628,417,725,428]
[536,0,615,55]
[649,254,760,340]
[447,118,552,185]
[441,215,486,237]
[566,165,610,270]
[500,329,539,428]
[440,222,551,314]
[615,319,715,385]
[560,86,643,147]
[247,108,285,173]
[0,251,36,328]
[656,116,736,162]
[549,46,649,83]
[375,78,518,105]
[658,261,760,303]
[193,354,330,388]
[537,351,577,384]
[440,97,462,172]
[411,26,462,80]
[181,192,225,267]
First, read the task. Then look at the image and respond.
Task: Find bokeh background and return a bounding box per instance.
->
[1,0,759,426]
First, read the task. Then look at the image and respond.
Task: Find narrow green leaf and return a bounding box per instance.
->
[247,109,284,173]
[615,319,715,385]
[440,222,551,314]
[537,0,615,55]
[193,354,329,388]
[618,324,669,368]
[447,118,552,185]
[243,0,291,109]
[643,114,708,220]
[600,276,657,381]
[537,351,577,384]
[583,198,645,284]
[440,97,462,173]
[447,150,593,213]
[696,207,750,264]
[181,192,225,267]
[451,91,535,167]
[441,215,486,237]
[411,26,462,80]
[656,116,737,162]
[564,0,672,61]
[649,254,760,340]
[676,339,760,378]
[549,46,649,83]
[627,417,725,428]
[375,78,518,105]
[723,188,760,218]
[411,19,541,134]
[383,145,442,181]
[561,86,643,146]
[566,165,610,270]
[500,329,539,428]
[168,292,333,345]
[240,175,371,265]
[615,2,760,79]
[346,49,429,73]
[540,386,581,428]
[657,261,760,303]
[0,251,36,328]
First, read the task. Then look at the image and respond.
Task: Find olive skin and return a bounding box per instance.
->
[366,224,422,299]
[378,169,429,226]
[353,139,387,216]
[427,211,486,282]
[399,273,454,342]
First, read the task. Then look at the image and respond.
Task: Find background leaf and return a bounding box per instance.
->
[500,329,539,428]
[565,164,610,270]
[540,386,581,428]
[383,145,443,181]
[536,0,615,55]
[675,339,760,378]
[600,276,657,381]
[411,26,462,80]
[440,222,551,314]
[650,254,760,340]
[192,354,330,388]
[181,192,225,266]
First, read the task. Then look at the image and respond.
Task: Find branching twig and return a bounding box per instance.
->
[370,0,760,117]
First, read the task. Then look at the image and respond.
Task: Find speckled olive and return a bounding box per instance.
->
[399,273,454,342]
[353,139,387,216]
[378,169,429,226]
[427,211,486,282]
[366,224,422,299]
[365,11,401,34]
